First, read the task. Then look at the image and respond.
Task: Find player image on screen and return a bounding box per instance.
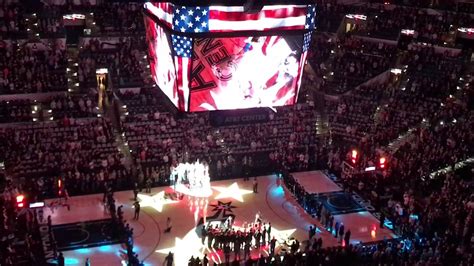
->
[144,16,179,107]
[189,35,302,111]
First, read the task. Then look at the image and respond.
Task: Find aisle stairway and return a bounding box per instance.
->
[23,13,41,39]
[105,96,134,168]
[66,47,81,94]
[313,91,329,137]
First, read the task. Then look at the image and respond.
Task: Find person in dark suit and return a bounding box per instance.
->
[133,201,140,220]
[201,225,207,245]
[165,217,172,233]
[188,256,195,265]
[334,221,340,238]
[224,243,231,264]
[380,213,385,228]
[133,182,138,201]
[58,252,65,266]
[255,230,262,248]
[165,252,173,266]
[234,238,241,261]
[270,236,277,256]
[328,215,334,232]
[338,223,345,243]
[344,230,351,245]
[244,241,251,260]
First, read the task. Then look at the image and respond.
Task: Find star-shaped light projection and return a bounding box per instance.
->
[212,182,252,202]
[156,234,205,265]
[136,191,178,212]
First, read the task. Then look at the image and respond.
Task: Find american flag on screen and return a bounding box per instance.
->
[295,31,313,103]
[146,2,316,33]
[293,4,315,103]
[305,5,316,30]
[144,2,174,28]
[171,35,192,111]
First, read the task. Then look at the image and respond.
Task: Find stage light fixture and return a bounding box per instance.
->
[351,149,358,165]
[16,194,25,208]
[379,157,386,169]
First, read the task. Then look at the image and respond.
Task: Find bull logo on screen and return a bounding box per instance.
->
[190,36,302,111]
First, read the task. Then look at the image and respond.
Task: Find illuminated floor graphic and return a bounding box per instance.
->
[317,192,366,215]
[45,171,397,265]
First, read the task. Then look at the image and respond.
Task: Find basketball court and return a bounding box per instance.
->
[44,171,397,265]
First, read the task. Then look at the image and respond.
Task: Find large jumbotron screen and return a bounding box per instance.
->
[144,2,315,112]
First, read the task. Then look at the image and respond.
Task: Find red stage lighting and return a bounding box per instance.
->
[371,227,376,238]
[16,194,25,208]
[16,195,24,203]
[58,179,63,196]
[351,149,358,164]
[379,157,386,169]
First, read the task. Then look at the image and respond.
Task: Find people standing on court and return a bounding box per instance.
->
[145,178,152,193]
[201,225,207,245]
[338,223,345,243]
[133,182,138,201]
[329,215,334,232]
[309,225,315,240]
[234,238,241,261]
[188,256,195,265]
[133,201,140,220]
[224,243,231,264]
[244,241,251,260]
[165,217,172,233]
[270,236,277,256]
[253,177,258,193]
[334,221,340,237]
[344,229,351,245]
[208,229,214,248]
[58,252,65,266]
[255,230,262,248]
[165,252,173,266]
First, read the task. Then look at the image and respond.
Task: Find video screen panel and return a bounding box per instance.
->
[189,35,303,111]
[144,15,179,108]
